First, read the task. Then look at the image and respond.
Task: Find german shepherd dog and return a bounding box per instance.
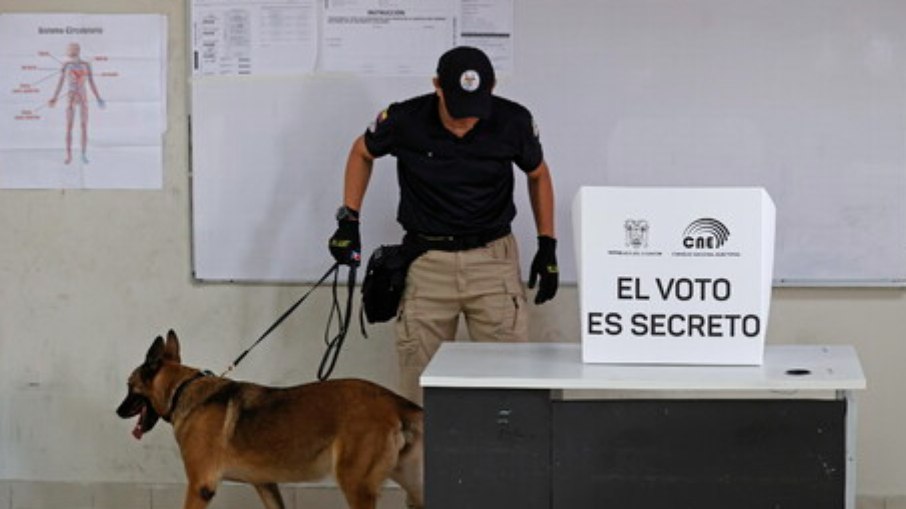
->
[116,331,424,509]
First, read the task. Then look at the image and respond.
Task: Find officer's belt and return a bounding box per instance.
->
[406,225,511,252]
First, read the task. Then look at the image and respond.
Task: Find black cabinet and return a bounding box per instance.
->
[425,389,846,509]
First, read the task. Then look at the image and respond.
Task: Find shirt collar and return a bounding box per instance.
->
[428,94,485,141]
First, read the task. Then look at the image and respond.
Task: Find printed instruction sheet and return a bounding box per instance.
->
[191,0,318,76]
[459,0,513,73]
[321,0,455,76]
[190,0,513,77]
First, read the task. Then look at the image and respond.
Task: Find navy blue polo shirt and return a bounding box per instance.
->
[363,93,544,236]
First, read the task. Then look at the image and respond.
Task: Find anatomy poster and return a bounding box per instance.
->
[0,14,166,189]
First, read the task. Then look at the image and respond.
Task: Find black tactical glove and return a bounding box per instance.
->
[528,235,558,304]
[328,217,361,266]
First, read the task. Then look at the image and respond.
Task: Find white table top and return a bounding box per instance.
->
[420,343,866,391]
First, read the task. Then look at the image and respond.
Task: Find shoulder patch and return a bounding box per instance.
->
[368,108,389,133]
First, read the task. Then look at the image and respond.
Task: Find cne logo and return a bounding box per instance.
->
[683,218,730,249]
[625,219,649,249]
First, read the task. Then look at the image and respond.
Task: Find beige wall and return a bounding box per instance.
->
[0,0,903,500]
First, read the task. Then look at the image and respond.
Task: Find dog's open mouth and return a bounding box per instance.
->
[116,393,160,440]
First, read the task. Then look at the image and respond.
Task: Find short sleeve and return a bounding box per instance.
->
[513,111,544,173]
[363,104,397,158]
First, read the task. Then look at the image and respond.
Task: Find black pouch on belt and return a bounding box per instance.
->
[361,240,426,323]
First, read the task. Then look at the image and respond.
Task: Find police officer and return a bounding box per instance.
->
[329,46,557,404]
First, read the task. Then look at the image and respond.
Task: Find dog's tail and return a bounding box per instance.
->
[397,400,423,457]
[391,401,425,509]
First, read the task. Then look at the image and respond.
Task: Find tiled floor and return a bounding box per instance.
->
[9,482,93,509]
[0,481,896,508]
[0,481,407,509]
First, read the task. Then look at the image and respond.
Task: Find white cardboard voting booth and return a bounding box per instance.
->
[573,187,776,365]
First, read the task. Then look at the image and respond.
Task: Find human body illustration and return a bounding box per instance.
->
[48,43,105,164]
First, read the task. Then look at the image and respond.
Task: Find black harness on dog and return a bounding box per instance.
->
[220,263,357,381]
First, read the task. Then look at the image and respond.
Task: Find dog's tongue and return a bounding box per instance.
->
[132,406,146,440]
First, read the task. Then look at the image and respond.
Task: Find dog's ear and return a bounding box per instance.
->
[142,336,166,380]
[164,329,181,363]
[145,336,165,365]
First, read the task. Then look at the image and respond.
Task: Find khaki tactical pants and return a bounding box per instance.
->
[395,234,528,404]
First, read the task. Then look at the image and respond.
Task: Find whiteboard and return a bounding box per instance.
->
[191,0,906,285]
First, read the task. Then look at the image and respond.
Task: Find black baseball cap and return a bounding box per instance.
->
[436,46,495,119]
